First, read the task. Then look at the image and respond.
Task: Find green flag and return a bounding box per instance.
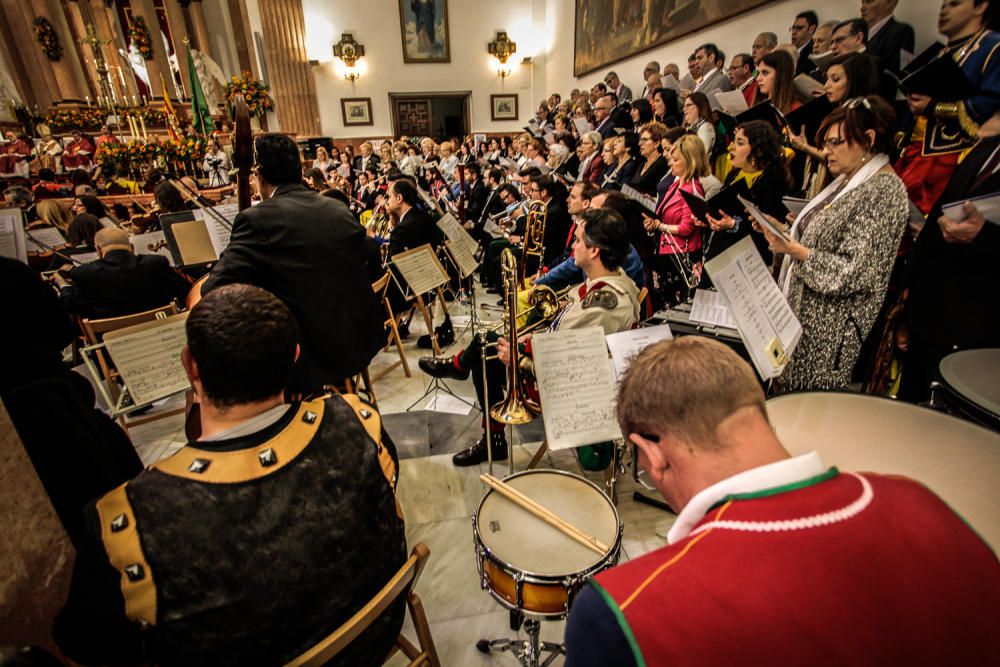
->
[187,47,212,136]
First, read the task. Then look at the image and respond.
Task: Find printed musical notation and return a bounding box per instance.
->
[445,240,479,279]
[606,324,674,381]
[103,313,190,407]
[194,203,238,256]
[24,227,67,253]
[436,212,479,257]
[0,209,26,263]
[131,230,175,266]
[391,244,449,296]
[532,327,622,451]
[689,288,738,329]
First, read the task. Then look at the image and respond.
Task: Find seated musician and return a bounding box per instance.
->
[420,208,640,466]
[53,227,190,320]
[481,183,526,290]
[62,131,95,171]
[564,336,1000,666]
[55,284,407,666]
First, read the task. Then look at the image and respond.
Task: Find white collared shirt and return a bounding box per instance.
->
[867,15,891,39]
[667,451,827,544]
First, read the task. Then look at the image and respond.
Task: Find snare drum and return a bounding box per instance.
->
[767,392,1000,550]
[473,469,623,618]
[933,349,1000,431]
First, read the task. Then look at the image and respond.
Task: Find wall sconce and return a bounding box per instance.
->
[333,33,364,81]
[488,31,517,78]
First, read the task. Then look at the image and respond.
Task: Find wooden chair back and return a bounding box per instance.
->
[285,542,439,667]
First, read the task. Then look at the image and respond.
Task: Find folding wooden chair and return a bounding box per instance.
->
[80,303,184,432]
[284,542,440,667]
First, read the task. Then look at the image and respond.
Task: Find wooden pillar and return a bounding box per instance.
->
[162,0,190,98]
[0,2,34,107]
[226,0,256,77]
[62,0,100,101]
[186,0,213,59]
[3,0,58,109]
[28,0,87,101]
[258,0,320,136]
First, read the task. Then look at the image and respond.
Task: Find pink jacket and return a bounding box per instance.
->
[656,179,703,255]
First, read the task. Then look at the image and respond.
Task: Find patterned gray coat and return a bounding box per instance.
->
[780,172,908,391]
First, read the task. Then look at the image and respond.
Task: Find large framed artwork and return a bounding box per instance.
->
[574,0,776,77]
[398,0,450,63]
[341,98,373,126]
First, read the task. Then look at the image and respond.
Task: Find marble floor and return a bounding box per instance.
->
[125,288,677,666]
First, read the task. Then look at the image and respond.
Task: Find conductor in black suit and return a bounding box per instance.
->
[201,133,384,394]
[55,227,189,320]
[899,132,1000,403]
[861,0,915,74]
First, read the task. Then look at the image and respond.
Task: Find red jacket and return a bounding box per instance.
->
[581,154,605,184]
[655,179,702,255]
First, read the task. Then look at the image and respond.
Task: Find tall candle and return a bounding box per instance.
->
[86,95,91,108]
[138,112,147,140]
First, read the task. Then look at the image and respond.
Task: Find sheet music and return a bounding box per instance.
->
[794,74,826,98]
[532,327,623,451]
[942,194,1000,225]
[391,244,449,295]
[72,251,99,264]
[193,203,238,256]
[605,324,674,381]
[24,227,67,252]
[705,236,802,380]
[711,89,749,115]
[131,230,175,266]
[103,313,190,407]
[445,239,479,279]
[99,216,117,229]
[483,218,504,238]
[739,194,791,242]
[498,157,519,172]
[663,74,682,92]
[621,184,657,214]
[782,196,810,217]
[572,118,593,136]
[0,209,26,263]
[689,288,738,329]
[436,212,478,256]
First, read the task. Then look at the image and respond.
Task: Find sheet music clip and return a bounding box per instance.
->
[765,337,789,367]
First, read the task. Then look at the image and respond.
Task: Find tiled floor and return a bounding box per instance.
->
[127,288,677,666]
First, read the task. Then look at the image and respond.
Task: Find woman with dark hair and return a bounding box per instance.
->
[704,120,792,271]
[628,121,670,195]
[630,98,654,126]
[753,50,799,115]
[761,96,908,391]
[303,167,327,191]
[142,167,165,194]
[154,180,191,214]
[71,195,110,221]
[65,213,103,250]
[602,132,641,189]
[557,134,580,177]
[683,92,716,156]
[651,88,680,126]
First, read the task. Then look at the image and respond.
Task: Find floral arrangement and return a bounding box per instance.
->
[97,141,129,169]
[128,16,153,60]
[225,72,274,117]
[46,108,107,131]
[138,108,167,126]
[161,137,208,162]
[33,17,63,61]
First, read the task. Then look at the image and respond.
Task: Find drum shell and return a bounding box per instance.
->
[473,469,623,618]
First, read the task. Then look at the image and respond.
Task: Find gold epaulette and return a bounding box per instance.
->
[340,394,403,519]
[96,483,157,625]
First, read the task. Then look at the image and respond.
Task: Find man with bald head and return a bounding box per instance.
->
[639,61,661,99]
[55,227,189,319]
[564,337,999,666]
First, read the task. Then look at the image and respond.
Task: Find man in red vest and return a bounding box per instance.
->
[564,337,999,667]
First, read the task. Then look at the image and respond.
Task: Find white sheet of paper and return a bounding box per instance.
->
[131,230,175,266]
[572,118,593,136]
[705,236,802,380]
[606,324,674,381]
[72,251,99,264]
[942,194,1000,226]
[782,197,810,217]
[24,227,67,253]
[103,313,190,407]
[794,73,826,99]
[532,327,622,450]
[99,216,117,229]
[193,203,238,256]
[445,239,479,279]
[436,212,478,256]
[621,184,657,214]
[483,218,504,238]
[663,74,682,92]
[424,392,473,415]
[689,288,738,329]
[391,244,449,295]
[739,194,791,242]
[711,89,749,115]
[0,209,26,263]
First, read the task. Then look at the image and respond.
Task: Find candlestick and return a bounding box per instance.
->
[138,112,147,140]
[86,95,91,108]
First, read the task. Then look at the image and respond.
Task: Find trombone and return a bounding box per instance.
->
[519,199,547,283]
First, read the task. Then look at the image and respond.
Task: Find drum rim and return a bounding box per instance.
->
[473,468,624,583]
[937,350,1000,424]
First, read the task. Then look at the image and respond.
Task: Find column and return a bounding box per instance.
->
[62,0,100,101]
[3,0,58,108]
[258,0,320,136]
[187,0,213,59]
[87,0,138,104]
[30,0,88,100]
[0,2,35,107]
[226,0,256,77]
[163,0,191,98]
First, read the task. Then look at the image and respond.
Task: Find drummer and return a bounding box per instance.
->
[564,337,999,667]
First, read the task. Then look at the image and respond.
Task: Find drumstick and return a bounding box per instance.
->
[480,474,608,555]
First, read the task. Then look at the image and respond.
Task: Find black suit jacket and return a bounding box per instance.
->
[203,183,385,391]
[905,136,1000,348]
[465,179,488,222]
[353,154,380,174]
[389,207,442,257]
[541,198,573,268]
[867,17,916,74]
[796,40,814,75]
[62,250,190,320]
[479,186,505,224]
[595,117,616,139]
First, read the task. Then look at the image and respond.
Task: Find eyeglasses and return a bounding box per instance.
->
[822,136,848,149]
[639,136,654,142]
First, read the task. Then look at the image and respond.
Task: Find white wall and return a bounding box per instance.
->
[298,0,549,137]
[545,0,941,98]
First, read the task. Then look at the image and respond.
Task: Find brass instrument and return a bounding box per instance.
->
[490,248,541,425]
[520,199,547,283]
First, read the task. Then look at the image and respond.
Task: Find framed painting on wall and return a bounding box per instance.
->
[573,0,776,77]
[398,0,450,63]
[490,94,518,121]
[341,97,374,126]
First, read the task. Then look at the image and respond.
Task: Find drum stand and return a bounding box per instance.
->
[476,611,564,667]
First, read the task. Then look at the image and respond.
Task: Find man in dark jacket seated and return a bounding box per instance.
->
[55,284,407,666]
[54,227,190,320]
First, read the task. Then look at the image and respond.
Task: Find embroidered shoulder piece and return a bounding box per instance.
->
[582,289,619,310]
[96,483,157,625]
